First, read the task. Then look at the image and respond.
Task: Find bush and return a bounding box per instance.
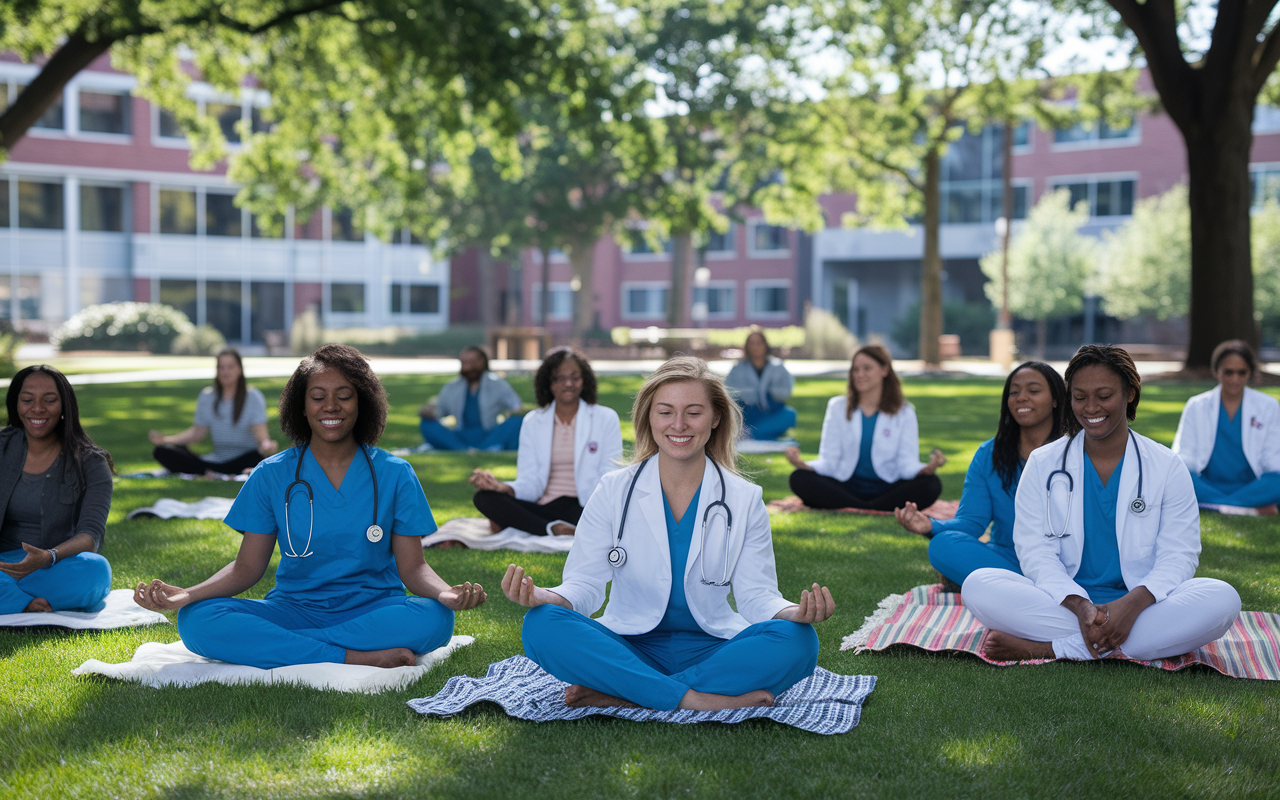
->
[0,320,22,378]
[803,307,856,359]
[289,306,324,356]
[170,325,228,356]
[891,301,997,358]
[52,303,194,353]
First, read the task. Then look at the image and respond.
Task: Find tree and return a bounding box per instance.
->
[980,188,1094,357]
[1251,201,1280,342]
[1099,184,1191,321]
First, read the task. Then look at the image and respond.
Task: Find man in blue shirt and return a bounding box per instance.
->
[419,346,525,451]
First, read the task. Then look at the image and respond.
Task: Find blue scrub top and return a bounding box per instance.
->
[847,412,890,496]
[1076,453,1128,604]
[462,388,483,432]
[1203,403,1255,490]
[929,438,1019,554]
[654,483,703,633]
[224,445,438,613]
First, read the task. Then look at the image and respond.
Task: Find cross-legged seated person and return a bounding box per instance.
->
[135,344,487,669]
[469,348,622,536]
[895,361,1067,587]
[787,345,945,512]
[725,329,797,441]
[963,345,1241,662]
[419,346,524,452]
[502,356,834,710]
[1173,339,1280,515]
[0,366,113,615]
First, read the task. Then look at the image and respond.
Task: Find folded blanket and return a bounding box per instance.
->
[73,635,474,693]
[767,496,959,519]
[127,496,237,521]
[422,517,574,553]
[843,584,1280,680]
[407,655,876,735]
[120,470,249,482]
[0,588,168,630]
[736,439,798,454]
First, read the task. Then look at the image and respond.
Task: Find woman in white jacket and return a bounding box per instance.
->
[1172,340,1280,515]
[501,356,834,711]
[963,345,1240,663]
[787,344,945,511]
[470,348,623,536]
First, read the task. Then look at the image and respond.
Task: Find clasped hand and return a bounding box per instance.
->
[1071,593,1144,657]
[0,543,53,581]
[774,583,836,624]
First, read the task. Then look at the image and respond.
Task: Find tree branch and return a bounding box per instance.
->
[1253,10,1280,92]
[0,29,112,152]
[1106,0,1196,131]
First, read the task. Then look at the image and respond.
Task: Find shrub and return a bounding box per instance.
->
[802,307,856,359]
[52,303,194,353]
[0,319,22,378]
[891,301,997,358]
[170,325,228,356]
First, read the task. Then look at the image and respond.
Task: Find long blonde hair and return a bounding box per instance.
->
[630,356,742,474]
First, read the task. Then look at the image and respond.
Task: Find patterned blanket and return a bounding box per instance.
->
[408,655,877,735]
[843,584,1280,680]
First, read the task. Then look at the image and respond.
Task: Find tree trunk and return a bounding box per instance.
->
[668,232,693,328]
[918,148,943,367]
[998,120,1014,331]
[567,237,595,339]
[0,31,114,151]
[538,246,551,327]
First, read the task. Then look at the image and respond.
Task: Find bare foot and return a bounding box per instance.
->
[488,519,503,534]
[344,647,416,668]
[981,630,1055,661]
[1259,504,1279,516]
[564,684,640,708]
[678,688,775,711]
[429,540,468,549]
[23,597,52,613]
[550,523,576,536]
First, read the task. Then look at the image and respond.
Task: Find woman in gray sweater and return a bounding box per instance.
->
[0,365,113,614]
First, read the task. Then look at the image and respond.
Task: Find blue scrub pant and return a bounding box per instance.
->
[740,402,798,441]
[1190,471,1280,508]
[521,604,819,710]
[176,594,455,669]
[927,531,1021,586]
[419,416,523,452]
[0,550,111,615]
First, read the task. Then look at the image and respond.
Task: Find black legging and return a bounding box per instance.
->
[789,469,942,512]
[153,445,264,476]
[472,491,584,535]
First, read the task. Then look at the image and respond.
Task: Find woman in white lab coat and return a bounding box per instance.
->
[962,345,1240,662]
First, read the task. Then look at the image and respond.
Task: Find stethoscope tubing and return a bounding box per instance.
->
[282,442,380,557]
[1044,428,1146,539]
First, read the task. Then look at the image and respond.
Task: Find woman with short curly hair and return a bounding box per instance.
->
[135,344,488,669]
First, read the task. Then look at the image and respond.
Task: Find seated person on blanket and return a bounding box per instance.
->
[148,348,278,477]
[725,329,797,441]
[895,361,1068,587]
[1172,339,1280,515]
[468,347,623,536]
[963,345,1241,663]
[501,356,834,711]
[786,344,945,512]
[0,365,114,615]
[419,346,524,452]
[134,344,487,669]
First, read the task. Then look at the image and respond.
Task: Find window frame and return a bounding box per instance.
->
[746,221,790,257]
[745,279,792,320]
[619,280,670,321]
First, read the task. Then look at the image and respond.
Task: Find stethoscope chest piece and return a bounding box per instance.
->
[608,546,627,568]
[367,524,384,543]
[1130,497,1147,514]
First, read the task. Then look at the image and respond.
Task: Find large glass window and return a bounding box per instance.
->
[208,102,242,144]
[751,224,788,252]
[157,108,185,139]
[80,185,124,231]
[749,284,789,316]
[205,192,242,237]
[250,281,286,343]
[79,90,130,134]
[330,283,365,312]
[18,85,64,130]
[0,179,8,228]
[18,181,63,229]
[1050,178,1135,217]
[694,285,734,317]
[250,212,284,238]
[705,225,734,253]
[159,279,197,322]
[0,275,42,320]
[1054,118,1136,145]
[206,280,243,341]
[623,285,668,318]
[410,284,439,314]
[159,188,197,234]
[331,208,364,241]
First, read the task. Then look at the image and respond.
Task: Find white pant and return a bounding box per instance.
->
[961,569,1241,661]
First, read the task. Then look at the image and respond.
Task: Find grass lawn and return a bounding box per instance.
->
[2,373,1278,798]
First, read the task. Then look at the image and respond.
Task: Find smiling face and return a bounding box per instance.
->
[550,358,583,408]
[649,380,719,465]
[850,352,889,396]
[305,366,358,445]
[216,353,241,394]
[1215,353,1251,402]
[1070,364,1133,444]
[17,372,62,444]
[459,349,487,384]
[1007,367,1056,430]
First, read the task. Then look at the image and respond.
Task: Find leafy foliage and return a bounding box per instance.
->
[981,188,1093,322]
[52,302,194,353]
[1098,184,1190,321]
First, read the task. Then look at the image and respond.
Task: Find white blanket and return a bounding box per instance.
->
[0,588,168,629]
[422,517,574,554]
[735,438,798,454]
[73,634,474,693]
[127,496,237,521]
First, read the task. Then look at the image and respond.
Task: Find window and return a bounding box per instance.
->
[621,283,668,319]
[1050,178,1135,217]
[159,188,197,234]
[250,212,284,238]
[530,282,573,321]
[208,102,242,144]
[0,275,42,320]
[80,185,124,231]
[18,85,64,130]
[205,192,242,237]
[332,208,363,241]
[626,229,672,255]
[331,283,365,313]
[1012,121,1032,149]
[693,284,735,318]
[250,281,286,343]
[0,179,8,228]
[205,280,243,341]
[157,108,185,139]
[1054,118,1137,145]
[409,284,439,314]
[748,282,789,317]
[705,225,734,253]
[18,181,63,229]
[249,106,273,134]
[750,223,788,253]
[159,279,197,322]
[79,90,130,134]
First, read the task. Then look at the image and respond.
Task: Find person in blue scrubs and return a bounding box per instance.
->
[894,362,1068,587]
[725,330,797,441]
[419,346,524,451]
[502,356,834,711]
[136,344,487,669]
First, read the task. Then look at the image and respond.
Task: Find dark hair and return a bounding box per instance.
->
[744,328,771,358]
[212,348,248,423]
[460,345,490,372]
[534,347,597,407]
[845,344,904,419]
[1064,344,1141,433]
[991,361,1068,491]
[278,344,387,446]
[6,364,115,476]
[1210,339,1257,378]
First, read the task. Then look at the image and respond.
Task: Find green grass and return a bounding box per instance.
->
[2,375,1279,798]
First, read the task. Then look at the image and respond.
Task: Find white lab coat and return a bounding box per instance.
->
[807,396,928,483]
[551,457,794,639]
[1172,385,1280,478]
[1014,430,1201,606]
[505,400,624,503]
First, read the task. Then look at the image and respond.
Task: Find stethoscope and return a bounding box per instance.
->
[282,443,382,558]
[1044,428,1146,538]
[607,457,735,586]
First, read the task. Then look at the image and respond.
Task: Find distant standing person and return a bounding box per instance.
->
[149,348,277,476]
[419,346,524,452]
[725,329,797,441]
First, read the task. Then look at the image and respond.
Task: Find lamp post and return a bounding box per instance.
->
[692,266,711,328]
[990,215,1015,369]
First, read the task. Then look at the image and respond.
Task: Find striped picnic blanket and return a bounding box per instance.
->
[842,583,1280,680]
